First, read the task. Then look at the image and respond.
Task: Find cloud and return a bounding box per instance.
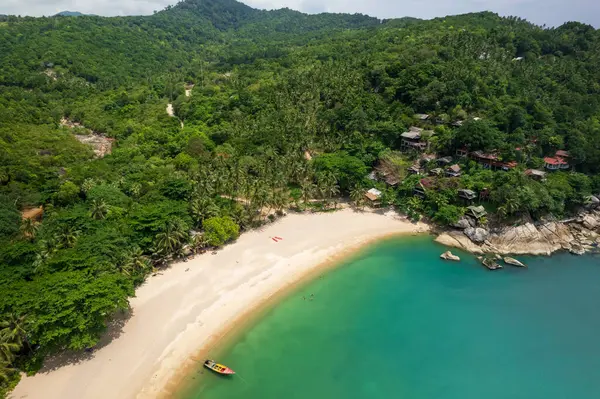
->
[1,0,598,27]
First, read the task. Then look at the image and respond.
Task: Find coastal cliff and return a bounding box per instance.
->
[436,210,600,256]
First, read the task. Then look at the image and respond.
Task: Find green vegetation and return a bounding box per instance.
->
[1,0,600,392]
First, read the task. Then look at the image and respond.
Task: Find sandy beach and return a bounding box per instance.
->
[10,209,428,399]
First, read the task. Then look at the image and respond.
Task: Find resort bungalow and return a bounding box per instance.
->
[413,178,434,198]
[400,127,432,152]
[544,150,570,171]
[429,168,443,177]
[470,151,517,171]
[384,175,400,186]
[408,163,421,175]
[467,205,487,220]
[420,154,437,164]
[415,113,430,121]
[446,164,462,177]
[365,188,382,206]
[458,189,477,201]
[525,169,547,181]
[437,156,453,166]
[456,147,469,157]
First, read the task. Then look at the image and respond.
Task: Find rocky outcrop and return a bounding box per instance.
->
[582,214,598,230]
[453,216,475,230]
[503,257,526,267]
[464,227,489,244]
[436,210,600,256]
[440,251,460,261]
[74,134,114,158]
[61,117,114,158]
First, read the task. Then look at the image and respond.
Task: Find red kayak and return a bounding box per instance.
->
[204,359,235,375]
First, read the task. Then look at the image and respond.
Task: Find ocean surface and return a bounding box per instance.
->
[179,236,600,399]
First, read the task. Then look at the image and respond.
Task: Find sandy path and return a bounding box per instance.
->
[11,209,428,399]
[166,103,174,117]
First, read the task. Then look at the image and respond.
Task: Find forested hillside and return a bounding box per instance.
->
[1,0,599,393]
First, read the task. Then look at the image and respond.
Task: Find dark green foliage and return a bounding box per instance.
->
[1,271,133,351]
[313,152,368,191]
[202,216,240,247]
[454,120,502,152]
[0,198,20,239]
[86,184,131,208]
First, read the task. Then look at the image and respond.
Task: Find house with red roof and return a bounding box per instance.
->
[544,150,570,171]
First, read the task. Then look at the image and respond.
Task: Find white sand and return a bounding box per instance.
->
[11,209,428,399]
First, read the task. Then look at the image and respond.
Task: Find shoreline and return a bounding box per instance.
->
[434,211,600,257]
[169,231,411,399]
[10,208,429,399]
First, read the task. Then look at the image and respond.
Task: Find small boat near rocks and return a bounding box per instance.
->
[478,256,503,271]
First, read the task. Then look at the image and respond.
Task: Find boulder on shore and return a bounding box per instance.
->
[570,244,586,256]
[582,214,599,230]
[503,257,526,267]
[464,227,489,244]
[440,251,460,261]
[453,217,474,230]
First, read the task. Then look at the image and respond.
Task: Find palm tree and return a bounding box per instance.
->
[251,183,270,219]
[155,220,188,256]
[81,178,96,194]
[0,342,20,363]
[271,190,290,214]
[0,360,16,383]
[20,218,39,240]
[190,198,219,227]
[497,205,508,219]
[300,179,316,206]
[328,183,341,209]
[506,196,521,215]
[122,247,152,276]
[316,173,328,201]
[0,314,29,352]
[89,199,108,220]
[33,239,57,274]
[350,186,365,208]
[58,225,79,248]
[407,196,423,211]
[190,233,209,252]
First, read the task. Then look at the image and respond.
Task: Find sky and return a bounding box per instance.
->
[1,0,598,27]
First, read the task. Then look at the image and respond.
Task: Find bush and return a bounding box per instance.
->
[202,216,240,247]
[87,184,131,208]
[53,181,80,205]
[433,205,465,226]
[0,198,21,238]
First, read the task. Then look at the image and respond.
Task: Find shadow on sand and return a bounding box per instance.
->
[38,308,133,373]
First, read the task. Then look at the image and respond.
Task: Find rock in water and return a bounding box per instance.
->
[464,227,489,244]
[503,257,526,267]
[570,244,586,256]
[440,251,460,261]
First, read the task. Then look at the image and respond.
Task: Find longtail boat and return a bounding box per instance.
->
[204,359,235,375]
[482,257,503,271]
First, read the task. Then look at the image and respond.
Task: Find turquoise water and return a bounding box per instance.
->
[180,237,600,399]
